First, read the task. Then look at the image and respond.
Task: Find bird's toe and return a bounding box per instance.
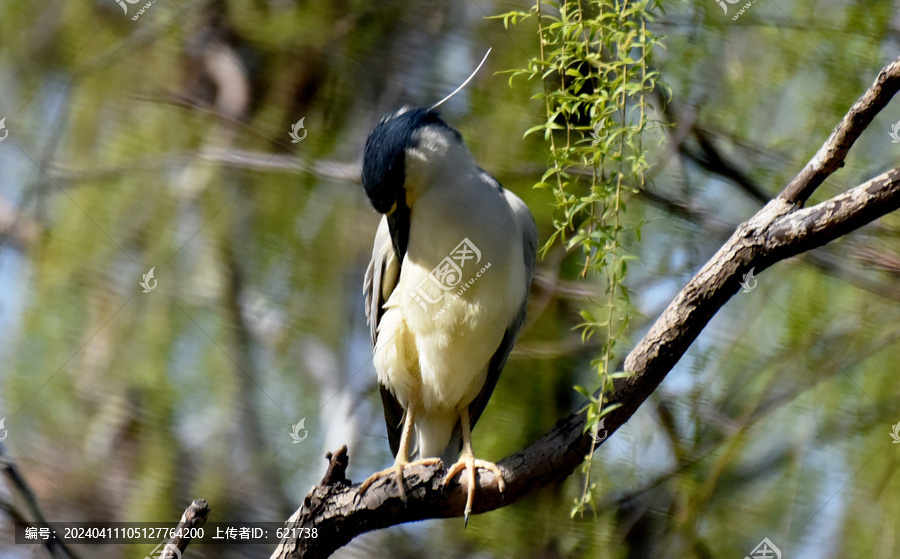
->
[472,459,506,493]
[442,457,506,522]
[358,463,408,502]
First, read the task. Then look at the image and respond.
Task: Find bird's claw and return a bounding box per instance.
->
[358,463,408,502]
[443,457,506,524]
[358,458,443,503]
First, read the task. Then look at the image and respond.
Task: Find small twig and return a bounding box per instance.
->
[0,443,83,559]
[161,499,210,559]
[0,495,30,524]
[320,446,350,486]
[688,126,770,203]
[49,150,361,184]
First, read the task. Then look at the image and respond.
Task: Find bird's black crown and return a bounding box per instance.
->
[361,108,461,214]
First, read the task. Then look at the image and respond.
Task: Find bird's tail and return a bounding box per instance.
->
[439,421,462,466]
[414,413,460,464]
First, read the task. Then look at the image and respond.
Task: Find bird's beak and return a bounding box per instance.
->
[386,199,410,259]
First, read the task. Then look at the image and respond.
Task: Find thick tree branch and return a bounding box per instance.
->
[637,182,900,302]
[270,56,900,559]
[619,170,900,422]
[768,168,900,254]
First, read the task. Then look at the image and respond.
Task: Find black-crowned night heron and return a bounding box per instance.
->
[357,107,537,521]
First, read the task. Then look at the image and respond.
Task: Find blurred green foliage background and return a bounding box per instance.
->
[0,0,899,558]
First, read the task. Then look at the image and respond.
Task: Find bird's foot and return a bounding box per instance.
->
[443,457,506,525]
[358,458,443,502]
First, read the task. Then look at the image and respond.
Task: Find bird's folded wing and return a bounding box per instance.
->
[364,215,405,456]
[364,216,400,346]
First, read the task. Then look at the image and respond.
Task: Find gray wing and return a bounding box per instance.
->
[363,216,405,456]
[466,198,538,435]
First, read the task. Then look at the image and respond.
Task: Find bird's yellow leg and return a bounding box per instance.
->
[358,405,441,501]
[442,412,506,523]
